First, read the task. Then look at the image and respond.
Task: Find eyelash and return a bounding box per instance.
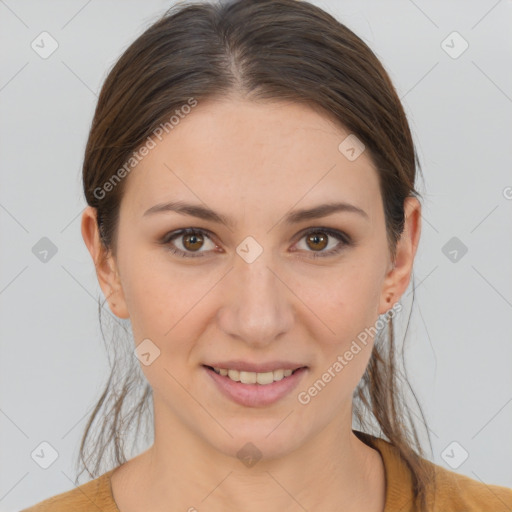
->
[161,227,352,259]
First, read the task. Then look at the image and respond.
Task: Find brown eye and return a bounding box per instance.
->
[182,232,205,251]
[163,228,217,258]
[294,228,351,259]
[305,231,329,251]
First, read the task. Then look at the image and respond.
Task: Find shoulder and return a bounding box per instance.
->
[354,430,512,512]
[425,461,512,511]
[19,469,118,512]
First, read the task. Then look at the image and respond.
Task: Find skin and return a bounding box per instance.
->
[82,96,421,512]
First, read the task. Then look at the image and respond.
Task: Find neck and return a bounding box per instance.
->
[112,402,385,512]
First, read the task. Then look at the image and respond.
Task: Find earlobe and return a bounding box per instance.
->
[81,206,130,319]
[378,289,396,316]
[105,283,130,320]
[102,264,130,319]
[378,197,422,316]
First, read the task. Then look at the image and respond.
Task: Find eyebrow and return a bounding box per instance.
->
[143,200,369,227]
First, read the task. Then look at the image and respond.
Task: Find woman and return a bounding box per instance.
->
[20,0,512,510]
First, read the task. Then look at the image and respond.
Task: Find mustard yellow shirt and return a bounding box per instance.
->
[19,431,512,511]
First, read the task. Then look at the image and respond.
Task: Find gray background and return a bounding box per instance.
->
[1,0,511,510]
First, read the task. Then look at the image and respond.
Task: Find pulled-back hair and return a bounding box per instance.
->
[78,1,434,509]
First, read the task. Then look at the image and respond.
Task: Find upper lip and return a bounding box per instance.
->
[204,360,307,373]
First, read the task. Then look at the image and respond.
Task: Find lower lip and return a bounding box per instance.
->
[204,366,308,407]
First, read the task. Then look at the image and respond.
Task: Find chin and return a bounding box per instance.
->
[198,415,311,464]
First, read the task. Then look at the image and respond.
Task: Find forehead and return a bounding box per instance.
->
[119,98,382,224]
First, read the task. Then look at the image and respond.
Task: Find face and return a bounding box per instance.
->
[82,97,420,461]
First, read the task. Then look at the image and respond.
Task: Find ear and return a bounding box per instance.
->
[378,197,421,315]
[81,206,130,319]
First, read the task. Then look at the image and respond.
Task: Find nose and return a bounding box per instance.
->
[216,249,294,348]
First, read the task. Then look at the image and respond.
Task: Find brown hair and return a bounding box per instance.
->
[78,0,435,508]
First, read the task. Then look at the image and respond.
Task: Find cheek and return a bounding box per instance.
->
[296,268,382,414]
[297,258,384,349]
[120,251,215,353]
[120,257,208,394]
[119,251,182,337]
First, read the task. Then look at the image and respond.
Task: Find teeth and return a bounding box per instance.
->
[256,372,273,385]
[240,371,257,384]
[273,369,284,381]
[227,369,240,381]
[211,366,300,385]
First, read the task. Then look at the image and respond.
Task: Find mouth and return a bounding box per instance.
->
[202,363,308,407]
[203,365,306,385]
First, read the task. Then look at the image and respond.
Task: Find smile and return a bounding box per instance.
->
[208,366,301,385]
[203,365,308,407]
